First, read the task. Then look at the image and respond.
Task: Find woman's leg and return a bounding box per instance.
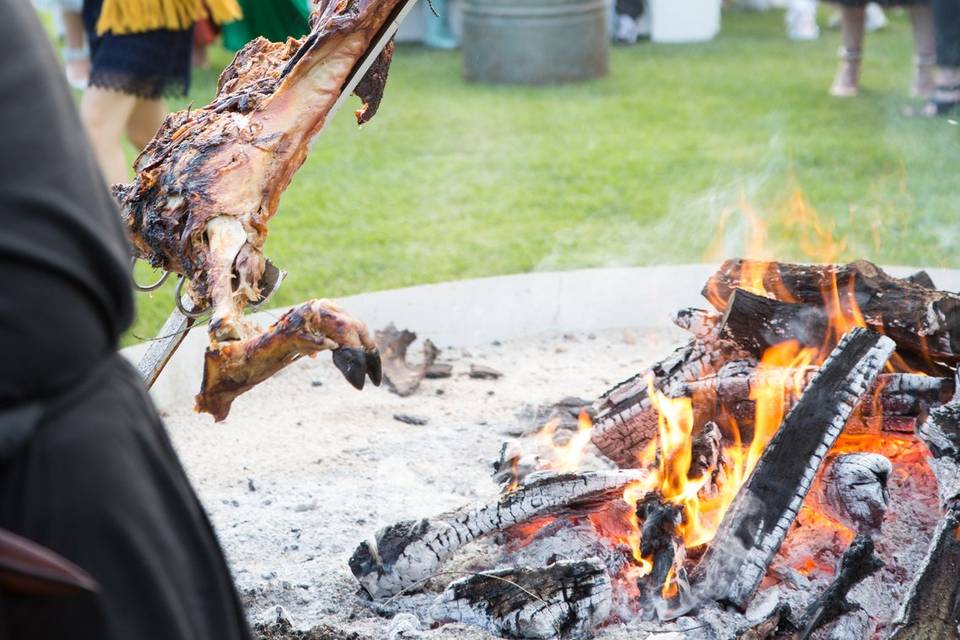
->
[126,98,167,150]
[80,86,136,185]
[909,4,936,97]
[831,6,866,97]
[61,10,89,89]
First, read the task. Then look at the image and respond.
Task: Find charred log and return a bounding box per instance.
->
[374,324,439,397]
[794,534,884,640]
[690,421,727,498]
[703,259,960,366]
[891,382,960,638]
[685,362,951,440]
[907,270,936,290]
[430,559,612,640]
[808,453,891,534]
[635,493,686,600]
[888,505,960,639]
[592,334,752,468]
[691,329,895,610]
[348,470,646,599]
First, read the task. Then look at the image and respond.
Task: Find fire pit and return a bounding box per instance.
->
[135,264,960,640]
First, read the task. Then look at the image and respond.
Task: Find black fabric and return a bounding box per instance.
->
[0,1,133,406]
[934,0,960,67]
[0,355,252,640]
[83,0,194,99]
[0,5,252,640]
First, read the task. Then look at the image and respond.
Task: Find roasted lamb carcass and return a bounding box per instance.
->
[116,0,409,421]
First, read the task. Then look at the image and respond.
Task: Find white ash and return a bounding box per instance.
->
[160,326,943,639]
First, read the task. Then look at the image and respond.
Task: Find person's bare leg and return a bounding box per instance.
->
[909,4,936,97]
[126,98,167,150]
[831,6,866,97]
[80,86,136,185]
[61,10,89,89]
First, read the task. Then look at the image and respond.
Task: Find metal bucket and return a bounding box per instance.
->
[462,0,609,85]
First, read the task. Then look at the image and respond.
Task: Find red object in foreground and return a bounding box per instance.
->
[0,528,98,597]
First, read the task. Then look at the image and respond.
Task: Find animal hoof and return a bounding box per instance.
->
[366,348,382,386]
[333,348,367,390]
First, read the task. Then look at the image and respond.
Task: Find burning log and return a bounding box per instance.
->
[430,558,612,640]
[888,505,960,639]
[690,421,727,498]
[592,335,752,468]
[684,363,952,438]
[374,324,439,397]
[691,328,895,610]
[348,470,645,599]
[889,383,960,638]
[808,453,892,534]
[793,534,884,640]
[635,493,686,599]
[703,259,960,366]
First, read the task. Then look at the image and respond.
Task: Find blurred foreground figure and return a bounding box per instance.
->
[79,0,241,185]
[829,0,935,98]
[0,3,251,639]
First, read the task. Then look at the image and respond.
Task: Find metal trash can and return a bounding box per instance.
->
[463,0,609,85]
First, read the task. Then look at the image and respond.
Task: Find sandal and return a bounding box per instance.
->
[904,84,960,118]
[830,47,862,98]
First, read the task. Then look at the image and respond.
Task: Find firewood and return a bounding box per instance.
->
[374,324,439,397]
[348,470,646,599]
[672,308,721,338]
[718,287,954,377]
[703,259,960,366]
[793,534,884,640]
[592,335,752,468]
[691,328,895,610]
[635,493,686,600]
[430,558,612,640]
[891,381,960,638]
[888,505,960,639]
[690,421,727,498]
[807,454,892,534]
[684,362,952,439]
[907,270,936,290]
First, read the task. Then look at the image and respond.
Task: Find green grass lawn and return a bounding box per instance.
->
[127,7,959,344]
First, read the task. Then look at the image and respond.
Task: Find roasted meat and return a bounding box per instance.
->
[116,0,406,420]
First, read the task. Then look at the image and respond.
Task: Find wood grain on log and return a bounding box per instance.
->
[691,329,895,610]
[808,453,891,534]
[794,534,884,640]
[348,470,645,599]
[703,259,960,365]
[430,558,612,640]
[888,505,960,639]
[374,324,439,397]
[592,335,752,468]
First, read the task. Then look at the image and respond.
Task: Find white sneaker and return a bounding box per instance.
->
[865,3,888,32]
[786,0,820,40]
[614,14,642,44]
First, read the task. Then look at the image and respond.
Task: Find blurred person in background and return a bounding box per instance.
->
[829,0,935,98]
[34,0,90,89]
[614,0,646,45]
[0,2,253,639]
[222,0,310,52]
[907,0,960,115]
[79,0,241,186]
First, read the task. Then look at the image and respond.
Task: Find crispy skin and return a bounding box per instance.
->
[116,0,399,419]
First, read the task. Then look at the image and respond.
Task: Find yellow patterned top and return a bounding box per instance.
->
[95,0,242,35]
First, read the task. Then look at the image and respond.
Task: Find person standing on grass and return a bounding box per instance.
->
[0,3,253,639]
[828,0,936,98]
[79,0,241,186]
[908,0,960,115]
